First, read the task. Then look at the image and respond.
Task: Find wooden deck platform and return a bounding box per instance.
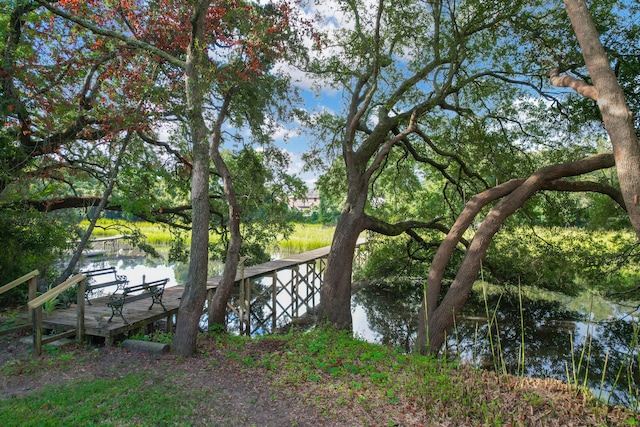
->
[14,240,365,346]
[38,286,183,345]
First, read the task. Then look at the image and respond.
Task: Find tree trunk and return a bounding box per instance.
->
[56,134,131,285]
[319,186,367,330]
[208,94,242,327]
[563,0,640,239]
[417,154,616,354]
[171,1,211,357]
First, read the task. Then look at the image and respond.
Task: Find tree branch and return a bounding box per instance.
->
[36,0,186,69]
[549,67,598,100]
[362,214,446,237]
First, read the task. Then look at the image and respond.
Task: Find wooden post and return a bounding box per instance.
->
[293,267,299,319]
[166,313,173,333]
[311,261,317,307]
[207,287,214,331]
[28,275,39,354]
[238,256,250,336]
[245,278,251,335]
[32,305,42,356]
[76,278,86,344]
[28,275,37,303]
[271,272,277,332]
[239,277,245,335]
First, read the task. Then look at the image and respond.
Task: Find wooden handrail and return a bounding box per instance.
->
[28,273,86,356]
[0,270,39,296]
[28,274,86,309]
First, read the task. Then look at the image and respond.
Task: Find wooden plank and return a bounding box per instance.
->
[32,307,42,356]
[0,323,31,336]
[205,244,335,286]
[0,270,39,295]
[42,329,76,345]
[28,274,86,309]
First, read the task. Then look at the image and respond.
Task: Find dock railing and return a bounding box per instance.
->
[0,270,39,336]
[27,274,87,356]
[0,269,39,301]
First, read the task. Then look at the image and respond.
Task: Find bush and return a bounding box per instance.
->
[487,227,640,297]
[0,209,75,308]
[355,227,640,301]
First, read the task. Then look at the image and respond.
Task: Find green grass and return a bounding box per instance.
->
[1,328,637,426]
[276,224,335,254]
[0,372,206,427]
[274,327,508,421]
[84,219,335,254]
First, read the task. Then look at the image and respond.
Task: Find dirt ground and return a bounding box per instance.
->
[1,329,636,427]
[0,332,331,426]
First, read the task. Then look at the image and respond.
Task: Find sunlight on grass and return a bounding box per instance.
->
[83,220,335,254]
[276,224,335,254]
[0,372,206,427]
[80,219,173,245]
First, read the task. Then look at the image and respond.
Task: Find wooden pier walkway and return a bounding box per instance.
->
[3,239,367,351]
[40,245,340,342]
[206,244,334,288]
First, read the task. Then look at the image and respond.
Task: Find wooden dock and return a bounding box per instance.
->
[205,240,366,335]
[205,245,334,287]
[6,239,367,348]
[38,286,182,345]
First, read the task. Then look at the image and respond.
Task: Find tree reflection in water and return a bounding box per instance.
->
[352,280,639,408]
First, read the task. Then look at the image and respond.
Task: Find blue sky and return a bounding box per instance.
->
[260,0,356,190]
[270,89,341,189]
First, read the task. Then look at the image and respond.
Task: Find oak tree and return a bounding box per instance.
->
[29,0,307,355]
[305,0,638,355]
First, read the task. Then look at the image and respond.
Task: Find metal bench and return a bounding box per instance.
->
[81,267,129,305]
[107,278,168,324]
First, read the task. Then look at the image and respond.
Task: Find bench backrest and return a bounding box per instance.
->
[81,267,127,287]
[125,278,169,294]
[82,267,118,278]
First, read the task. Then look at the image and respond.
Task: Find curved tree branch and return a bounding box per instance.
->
[362,214,446,237]
[549,67,598,100]
[418,153,617,354]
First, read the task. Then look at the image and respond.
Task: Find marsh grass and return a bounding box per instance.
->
[608,323,640,411]
[81,219,174,245]
[275,224,335,254]
[462,281,640,414]
[84,220,334,253]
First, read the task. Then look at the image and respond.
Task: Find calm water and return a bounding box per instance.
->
[352,281,640,409]
[75,248,639,408]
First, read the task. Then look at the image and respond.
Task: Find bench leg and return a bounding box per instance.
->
[148,292,167,312]
[108,299,128,324]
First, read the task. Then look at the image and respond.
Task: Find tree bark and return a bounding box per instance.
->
[208,91,243,328]
[171,1,211,357]
[560,0,640,239]
[417,154,616,354]
[318,199,366,330]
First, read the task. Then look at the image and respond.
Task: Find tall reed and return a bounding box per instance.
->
[480,265,506,375]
